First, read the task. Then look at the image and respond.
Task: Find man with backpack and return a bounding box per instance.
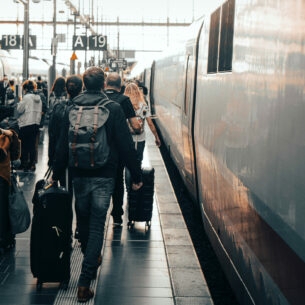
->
[51,67,143,303]
[104,72,142,226]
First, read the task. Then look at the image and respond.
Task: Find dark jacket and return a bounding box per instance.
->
[48,98,72,166]
[0,81,9,105]
[52,90,142,183]
[104,90,136,119]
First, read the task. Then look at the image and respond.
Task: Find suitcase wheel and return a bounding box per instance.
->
[145,221,151,231]
[127,221,135,230]
[36,279,43,291]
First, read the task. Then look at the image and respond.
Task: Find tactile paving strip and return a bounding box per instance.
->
[53,240,100,305]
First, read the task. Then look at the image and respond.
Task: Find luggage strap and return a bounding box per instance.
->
[90,106,98,167]
[72,106,83,167]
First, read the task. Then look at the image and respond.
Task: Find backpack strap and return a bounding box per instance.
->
[90,106,99,167]
[98,96,113,107]
[72,106,83,167]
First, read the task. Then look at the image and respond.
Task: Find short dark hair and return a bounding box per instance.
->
[66,75,83,99]
[105,72,121,89]
[83,66,105,91]
[22,80,35,92]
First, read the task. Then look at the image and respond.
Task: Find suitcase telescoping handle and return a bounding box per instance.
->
[43,167,60,189]
[44,167,52,180]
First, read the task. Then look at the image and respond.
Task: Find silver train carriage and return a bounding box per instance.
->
[0,50,70,86]
[0,50,49,82]
[143,0,305,304]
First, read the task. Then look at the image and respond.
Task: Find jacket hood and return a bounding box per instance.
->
[73,90,109,106]
[33,94,41,103]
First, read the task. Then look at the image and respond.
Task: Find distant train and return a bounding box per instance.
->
[140,0,305,304]
[0,50,49,81]
[0,49,69,87]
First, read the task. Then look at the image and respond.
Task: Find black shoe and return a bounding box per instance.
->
[113,216,123,226]
[77,286,94,303]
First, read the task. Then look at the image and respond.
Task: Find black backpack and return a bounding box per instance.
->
[68,98,113,169]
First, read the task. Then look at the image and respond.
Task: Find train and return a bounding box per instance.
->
[0,50,49,82]
[139,0,305,304]
[0,49,69,88]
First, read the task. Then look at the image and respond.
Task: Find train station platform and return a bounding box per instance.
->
[0,128,213,305]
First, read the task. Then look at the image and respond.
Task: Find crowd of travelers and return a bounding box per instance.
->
[0,67,161,302]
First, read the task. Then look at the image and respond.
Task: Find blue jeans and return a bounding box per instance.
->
[73,176,114,287]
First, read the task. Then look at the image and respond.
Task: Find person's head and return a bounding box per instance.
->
[124,82,145,104]
[83,66,105,91]
[51,76,66,96]
[66,75,83,99]
[105,72,121,91]
[3,75,8,82]
[37,75,42,82]
[22,80,36,92]
[9,79,14,86]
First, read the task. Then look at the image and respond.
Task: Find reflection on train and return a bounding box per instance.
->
[140,0,305,304]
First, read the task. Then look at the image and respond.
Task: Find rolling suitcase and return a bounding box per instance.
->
[126,167,155,230]
[30,182,73,291]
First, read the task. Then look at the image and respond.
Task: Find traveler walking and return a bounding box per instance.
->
[48,76,67,119]
[124,82,161,164]
[17,80,42,172]
[48,75,82,189]
[51,67,143,303]
[104,72,142,226]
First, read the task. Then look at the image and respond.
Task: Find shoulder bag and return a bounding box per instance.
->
[9,171,31,234]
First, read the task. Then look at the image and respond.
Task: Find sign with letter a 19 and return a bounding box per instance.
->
[73,35,87,50]
[89,35,107,50]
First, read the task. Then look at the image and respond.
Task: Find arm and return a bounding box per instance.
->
[0,128,13,137]
[51,110,70,180]
[146,117,161,147]
[111,104,143,184]
[16,98,26,115]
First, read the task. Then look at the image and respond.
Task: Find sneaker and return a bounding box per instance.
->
[113,216,123,226]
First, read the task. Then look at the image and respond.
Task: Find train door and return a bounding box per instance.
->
[181,52,196,192]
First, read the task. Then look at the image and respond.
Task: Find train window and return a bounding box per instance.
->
[207,0,235,74]
[219,0,235,72]
[207,8,220,73]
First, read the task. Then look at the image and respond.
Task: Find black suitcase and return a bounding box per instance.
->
[30,182,73,291]
[126,167,155,230]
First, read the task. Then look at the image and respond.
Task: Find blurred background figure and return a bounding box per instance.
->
[17,80,42,172]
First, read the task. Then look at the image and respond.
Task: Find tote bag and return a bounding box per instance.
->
[9,172,31,234]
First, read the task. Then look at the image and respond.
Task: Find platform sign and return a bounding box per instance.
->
[1,35,36,50]
[110,59,128,69]
[73,35,87,50]
[22,35,37,50]
[89,35,107,50]
[1,35,20,49]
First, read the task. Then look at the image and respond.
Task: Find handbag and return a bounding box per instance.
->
[9,171,31,234]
